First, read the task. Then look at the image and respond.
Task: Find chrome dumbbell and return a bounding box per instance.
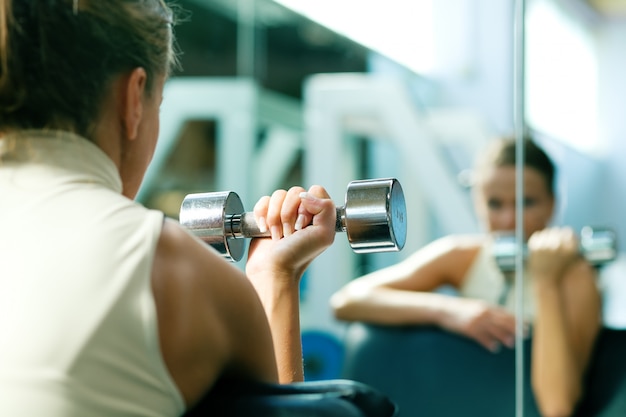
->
[493,226,618,272]
[179,178,407,262]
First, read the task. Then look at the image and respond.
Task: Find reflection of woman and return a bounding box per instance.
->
[0,1,336,416]
[331,137,601,417]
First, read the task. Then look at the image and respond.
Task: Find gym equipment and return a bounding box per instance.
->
[341,322,626,417]
[493,226,618,272]
[182,377,399,417]
[301,330,345,381]
[179,178,407,262]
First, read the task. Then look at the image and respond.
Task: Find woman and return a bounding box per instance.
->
[0,1,336,416]
[331,137,602,417]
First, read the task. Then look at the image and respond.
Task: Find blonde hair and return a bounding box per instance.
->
[474,135,556,196]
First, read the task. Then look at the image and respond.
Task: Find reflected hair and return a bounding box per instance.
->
[474,135,556,196]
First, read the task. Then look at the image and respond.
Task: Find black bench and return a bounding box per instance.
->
[340,323,626,417]
[182,377,399,417]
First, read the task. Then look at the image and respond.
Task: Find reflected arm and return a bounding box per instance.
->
[330,236,477,326]
[530,259,601,417]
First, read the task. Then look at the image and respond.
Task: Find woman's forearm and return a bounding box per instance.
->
[252,273,304,383]
[531,281,581,417]
[331,286,457,327]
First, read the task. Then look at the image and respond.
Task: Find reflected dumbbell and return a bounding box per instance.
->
[179,178,407,262]
[493,226,618,272]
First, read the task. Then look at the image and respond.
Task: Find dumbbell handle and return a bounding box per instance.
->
[494,226,618,272]
[225,208,351,237]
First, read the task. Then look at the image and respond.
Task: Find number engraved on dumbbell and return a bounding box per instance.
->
[179,178,407,262]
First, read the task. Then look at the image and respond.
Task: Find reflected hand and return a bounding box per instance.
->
[527,227,580,285]
[441,297,519,353]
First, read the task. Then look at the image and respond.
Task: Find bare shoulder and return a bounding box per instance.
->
[436,233,486,252]
[421,233,486,267]
[152,218,250,299]
[152,218,268,337]
[434,234,486,286]
[151,218,275,405]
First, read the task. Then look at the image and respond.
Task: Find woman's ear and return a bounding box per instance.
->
[123,67,147,141]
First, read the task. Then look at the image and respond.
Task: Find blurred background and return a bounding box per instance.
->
[137,0,626,382]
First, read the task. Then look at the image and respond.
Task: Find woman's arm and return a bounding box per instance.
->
[528,228,602,417]
[153,220,278,407]
[330,235,518,352]
[246,186,336,383]
[153,186,336,406]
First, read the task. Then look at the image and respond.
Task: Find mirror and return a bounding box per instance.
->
[142,0,626,415]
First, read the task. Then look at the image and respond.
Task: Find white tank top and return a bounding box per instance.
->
[0,131,185,416]
[458,238,536,322]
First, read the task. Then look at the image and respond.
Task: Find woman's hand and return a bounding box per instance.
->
[243,184,336,383]
[527,227,581,286]
[440,297,519,353]
[245,185,336,282]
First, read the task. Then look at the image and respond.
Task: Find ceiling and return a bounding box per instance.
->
[174,0,369,99]
[173,0,626,100]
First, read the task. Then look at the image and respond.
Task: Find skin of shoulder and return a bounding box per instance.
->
[150,218,278,408]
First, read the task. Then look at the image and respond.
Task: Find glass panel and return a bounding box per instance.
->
[526,0,600,154]
[149,1,624,416]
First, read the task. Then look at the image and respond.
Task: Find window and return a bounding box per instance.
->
[526,0,600,153]
[271,0,436,74]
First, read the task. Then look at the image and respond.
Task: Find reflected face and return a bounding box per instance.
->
[473,165,555,239]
